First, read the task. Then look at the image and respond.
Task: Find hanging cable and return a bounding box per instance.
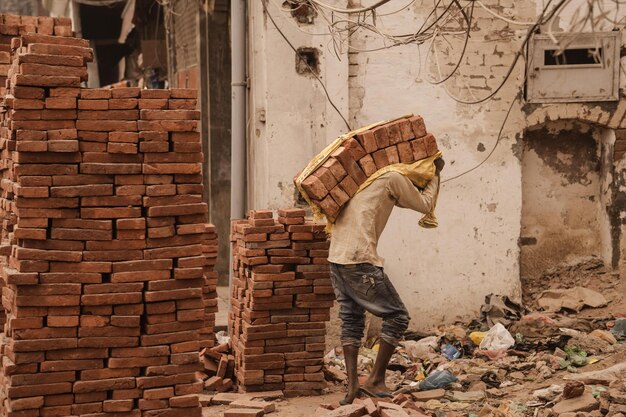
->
[442,92,519,184]
[307,0,393,14]
[262,1,352,131]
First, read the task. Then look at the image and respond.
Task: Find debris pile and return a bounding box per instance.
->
[199,339,236,393]
[297,115,439,220]
[320,265,626,417]
[0,24,214,417]
[229,208,333,396]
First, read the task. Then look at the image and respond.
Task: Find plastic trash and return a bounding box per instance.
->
[563,345,588,367]
[401,336,438,361]
[418,370,458,391]
[479,323,515,350]
[469,331,487,346]
[441,343,462,360]
[215,330,230,345]
[611,318,626,339]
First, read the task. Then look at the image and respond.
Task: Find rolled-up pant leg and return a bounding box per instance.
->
[330,263,410,347]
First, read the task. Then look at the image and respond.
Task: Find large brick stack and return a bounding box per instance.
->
[0,26,215,417]
[229,208,333,397]
[0,15,72,97]
[299,116,439,219]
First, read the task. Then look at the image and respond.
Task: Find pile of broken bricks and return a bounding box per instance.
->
[199,342,236,393]
[299,115,439,220]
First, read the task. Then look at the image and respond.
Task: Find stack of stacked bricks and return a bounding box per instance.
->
[0,24,215,417]
[229,208,333,396]
[0,14,74,339]
[0,15,72,97]
[300,115,439,219]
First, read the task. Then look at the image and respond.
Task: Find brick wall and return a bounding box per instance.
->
[0,23,216,417]
[229,209,333,396]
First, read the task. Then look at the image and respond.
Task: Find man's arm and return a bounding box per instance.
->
[387,172,440,214]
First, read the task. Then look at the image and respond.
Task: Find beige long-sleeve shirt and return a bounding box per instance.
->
[328,171,439,267]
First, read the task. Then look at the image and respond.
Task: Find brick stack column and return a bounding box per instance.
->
[0,27,216,417]
[229,209,334,396]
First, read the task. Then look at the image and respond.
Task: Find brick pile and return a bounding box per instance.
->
[229,208,333,396]
[299,115,439,219]
[0,28,215,417]
[0,15,73,96]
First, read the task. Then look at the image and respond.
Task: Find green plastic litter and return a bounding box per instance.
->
[564,345,588,367]
[591,386,607,398]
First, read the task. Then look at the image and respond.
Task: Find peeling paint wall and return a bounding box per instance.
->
[520,122,611,278]
[247,0,626,330]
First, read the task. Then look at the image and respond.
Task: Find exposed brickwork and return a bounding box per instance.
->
[0,23,215,417]
[298,116,439,220]
[229,208,332,396]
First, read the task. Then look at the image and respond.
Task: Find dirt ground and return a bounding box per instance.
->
[202,392,346,417]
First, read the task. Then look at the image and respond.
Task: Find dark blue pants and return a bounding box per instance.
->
[330,263,410,347]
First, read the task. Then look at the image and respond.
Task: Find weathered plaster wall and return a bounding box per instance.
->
[247,1,349,210]
[520,122,610,278]
[247,0,626,330]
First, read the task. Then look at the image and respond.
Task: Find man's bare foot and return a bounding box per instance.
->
[340,383,360,405]
[362,378,392,397]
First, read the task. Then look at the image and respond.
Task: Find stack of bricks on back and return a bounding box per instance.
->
[0,26,217,417]
[0,14,73,97]
[300,116,439,219]
[229,209,333,397]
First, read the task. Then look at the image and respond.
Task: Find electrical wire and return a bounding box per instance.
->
[262,1,352,131]
[433,0,571,105]
[441,92,519,184]
[307,0,393,14]
[427,0,474,85]
[475,0,535,25]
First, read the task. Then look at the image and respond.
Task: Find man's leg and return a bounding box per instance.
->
[330,264,366,404]
[339,264,410,395]
[363,339,396,393]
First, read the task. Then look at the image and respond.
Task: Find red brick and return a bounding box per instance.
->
[301,175,327,200]
[355,130,378,153]
[385,146,400,165]
[321,158,346,183]
[409,115,427,138]
[343,137,367,160]
[410,138,428,160]
[372,149,390,170]
[397,142,414,163]
[372,125,390,148]
[424,133,439,155]
[338,175,359,197]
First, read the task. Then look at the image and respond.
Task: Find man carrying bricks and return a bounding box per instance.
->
[328,157,445,404]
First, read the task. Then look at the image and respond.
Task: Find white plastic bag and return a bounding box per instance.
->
[401,336,438,361]
[479,323,515,350]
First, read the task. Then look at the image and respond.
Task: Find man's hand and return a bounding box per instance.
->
[434,157,445,174]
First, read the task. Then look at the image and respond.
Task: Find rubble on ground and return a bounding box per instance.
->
[318,263,625,417]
